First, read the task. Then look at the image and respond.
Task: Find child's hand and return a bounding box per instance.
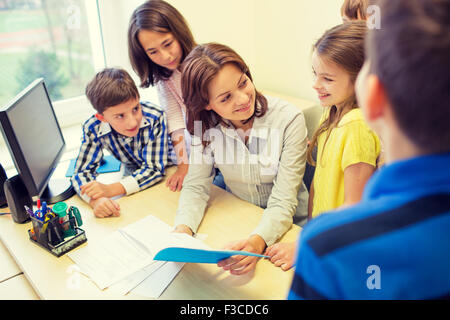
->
[166,163,189,192]
[80,181,112,200]
[90,197,120,218]
[217,235,266,275]
[265,242,296,271]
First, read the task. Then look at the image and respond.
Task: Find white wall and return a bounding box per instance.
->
[99,0,343,103]
[165,0,257,73]
[254,0,342,101]
[98,0,158,102]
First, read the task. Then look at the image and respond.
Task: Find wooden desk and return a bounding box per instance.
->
[0,274,39,300]
[0,167,300,300]
[0,240,21,282]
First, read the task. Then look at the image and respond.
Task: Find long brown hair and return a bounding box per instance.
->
[181,43,267,148]
[128,0,196,87]
[307,21,367,166]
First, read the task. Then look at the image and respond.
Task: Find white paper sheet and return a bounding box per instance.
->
[68,230,153,290]
[132,261,184,298]
[121,215,211,257]
[110,260,167,295]
[68,215,207,294]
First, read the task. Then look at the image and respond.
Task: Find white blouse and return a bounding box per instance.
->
[174,95,309,246]
[156,69,186,134]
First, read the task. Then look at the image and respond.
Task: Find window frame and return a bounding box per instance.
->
[0,0,106,173]
[51,0,106,127]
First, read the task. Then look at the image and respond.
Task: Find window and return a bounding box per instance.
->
[0,0,104,105]
[0,0,105,172]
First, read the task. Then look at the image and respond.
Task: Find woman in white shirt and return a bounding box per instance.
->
[174,43,309,275]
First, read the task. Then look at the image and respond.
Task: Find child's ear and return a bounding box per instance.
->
[205,105,212,111]
[95,113,106,122]
[364,75,386,121]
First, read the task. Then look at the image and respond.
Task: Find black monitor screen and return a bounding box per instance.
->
[0,79,65,198]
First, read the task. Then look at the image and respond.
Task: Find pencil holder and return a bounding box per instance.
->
[29,215,63,248]
[27,204,87,257]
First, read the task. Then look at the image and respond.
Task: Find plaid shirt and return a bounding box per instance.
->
[71,101,173,203]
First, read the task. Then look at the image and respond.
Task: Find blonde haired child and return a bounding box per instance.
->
[266,21,381,271]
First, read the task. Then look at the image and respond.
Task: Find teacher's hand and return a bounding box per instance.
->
[172,224,193,236]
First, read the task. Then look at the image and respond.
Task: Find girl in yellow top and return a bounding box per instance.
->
[308,21,380,219]
[266,21,380,270]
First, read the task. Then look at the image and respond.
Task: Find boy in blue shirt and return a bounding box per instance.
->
[71,68,172,218]
[289,0,450,299]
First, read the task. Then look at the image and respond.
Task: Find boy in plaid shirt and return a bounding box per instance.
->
[71,68,172,218]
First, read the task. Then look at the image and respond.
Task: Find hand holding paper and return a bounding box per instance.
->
[217,235,268,275]
[152,227,269,265]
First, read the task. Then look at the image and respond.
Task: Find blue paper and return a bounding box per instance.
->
[153,247,269,264]
[65,155,122,177]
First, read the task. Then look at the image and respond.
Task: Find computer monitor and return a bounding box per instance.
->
[0,78,75,204]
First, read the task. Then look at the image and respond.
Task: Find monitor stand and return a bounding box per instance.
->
[40,178,76,204]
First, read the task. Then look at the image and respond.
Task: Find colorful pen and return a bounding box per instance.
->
[24,205,34,217]
[36,199,43,220]
[41,215,50,234]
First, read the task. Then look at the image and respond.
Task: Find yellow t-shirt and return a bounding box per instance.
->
[312,108,381,218]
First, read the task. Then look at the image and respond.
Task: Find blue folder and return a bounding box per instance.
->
[65,155,122,177]
[154,247,269,264]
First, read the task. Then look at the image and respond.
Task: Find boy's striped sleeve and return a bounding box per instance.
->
[120,107,170,195]
[70,119,103,203]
